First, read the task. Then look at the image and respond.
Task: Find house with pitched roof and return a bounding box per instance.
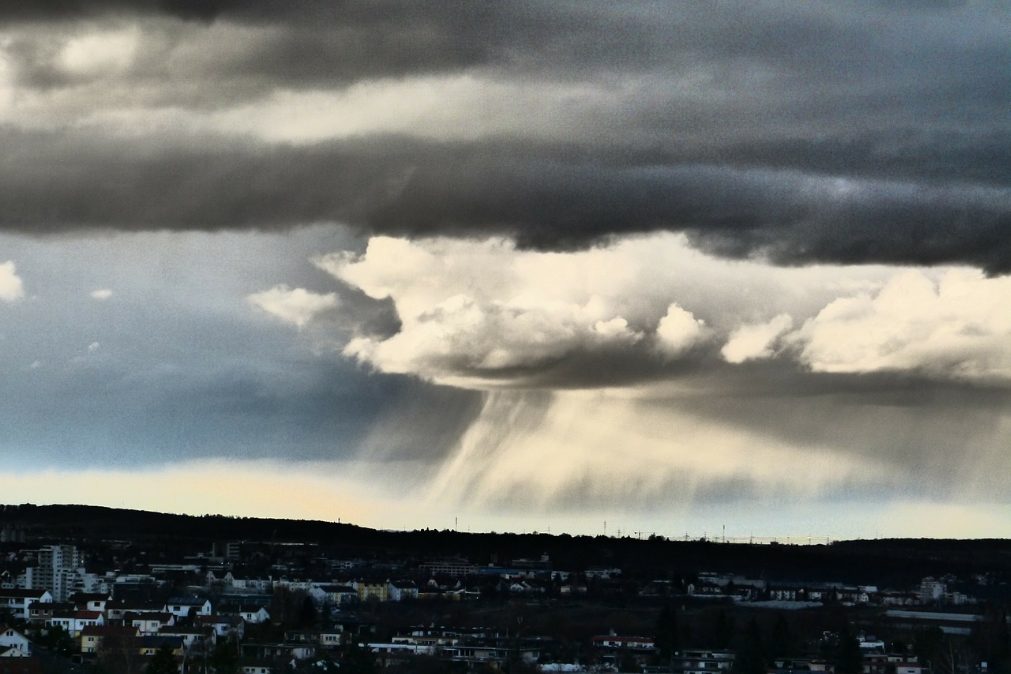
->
[0,626,31,657]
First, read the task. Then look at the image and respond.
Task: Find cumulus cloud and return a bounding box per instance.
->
[308,234,1011,389]
[323,236,713,385]
[655,304,706,357]
[247,284,338,328]
[0,261,25,302]
[592,317,642,343]
[90,288,114,300]
[314,234,896,388]
[722,313,793,364]
[795,270,1011,382]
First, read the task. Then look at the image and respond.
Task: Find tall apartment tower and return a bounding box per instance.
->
[29,545,81,601]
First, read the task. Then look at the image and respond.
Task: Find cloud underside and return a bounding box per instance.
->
[310,234,1011,388]
[0,2,1007,271]
[0,132,1006,271]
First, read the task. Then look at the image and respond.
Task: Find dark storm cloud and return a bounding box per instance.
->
[2,130,1009,271]
[5,2,1003,78]
[4,8,494,99]
[7,1,1007,121]
[0,2,1008,269]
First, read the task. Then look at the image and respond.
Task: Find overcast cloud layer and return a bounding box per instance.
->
[1,3,1010,535]
[0,2,1008,269]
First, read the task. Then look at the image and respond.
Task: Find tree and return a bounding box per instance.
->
[98,630,142,674]
[715,610,734,649]
[656,603,681,661]
[834,627,863,674]
[618,652,639,673]
[971,604,1011,674]
[769,613,795,660]
[209,639,240,674]
[145,645,178,674]
[732,619,766,674]
[914,627,946,671]
[270,587,313,630]
[341,641,378,674]
[41,624,74,656]
[298,594,318,628]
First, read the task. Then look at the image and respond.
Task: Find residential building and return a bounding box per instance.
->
[670,650,736,674]
[24,546,81,602]
[48,610,103,638]
[0,627,30,657]
[164,597,212,618]
[79,625,138,655]
[0,591,52,622]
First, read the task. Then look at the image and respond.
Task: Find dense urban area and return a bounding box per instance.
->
[0,505,1009,674]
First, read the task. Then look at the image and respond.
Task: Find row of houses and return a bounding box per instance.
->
[212,574,484,605]
[369,626,549,668]
[689,574,977,608]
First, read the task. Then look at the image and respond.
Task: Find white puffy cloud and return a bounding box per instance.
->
[87,341,100,353]
[90,288,114,300]
[247,284,338,328]
[795,270,1011,381]
[655,304,706,356]
[319,236,726,385]
[313,233,1011,388]
[57,27,139,78]
[0,260,24,302]
[344,293,617,377]
[592,317,642,342]
[314,234,902,387]
[722,313,794,364]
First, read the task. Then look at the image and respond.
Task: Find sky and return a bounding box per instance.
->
[0,1,1009,539]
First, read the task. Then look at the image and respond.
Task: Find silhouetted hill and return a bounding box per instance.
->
[2,503,1010,587]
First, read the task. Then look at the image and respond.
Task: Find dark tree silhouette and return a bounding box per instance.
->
[341,641,378,674]
[655,603,681,660]
[732,618,766,674]
[834,626,863,674]
[768,613,795,660]
[145,645,177,674]
[209,639,240,674]
[715,610,734,649]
